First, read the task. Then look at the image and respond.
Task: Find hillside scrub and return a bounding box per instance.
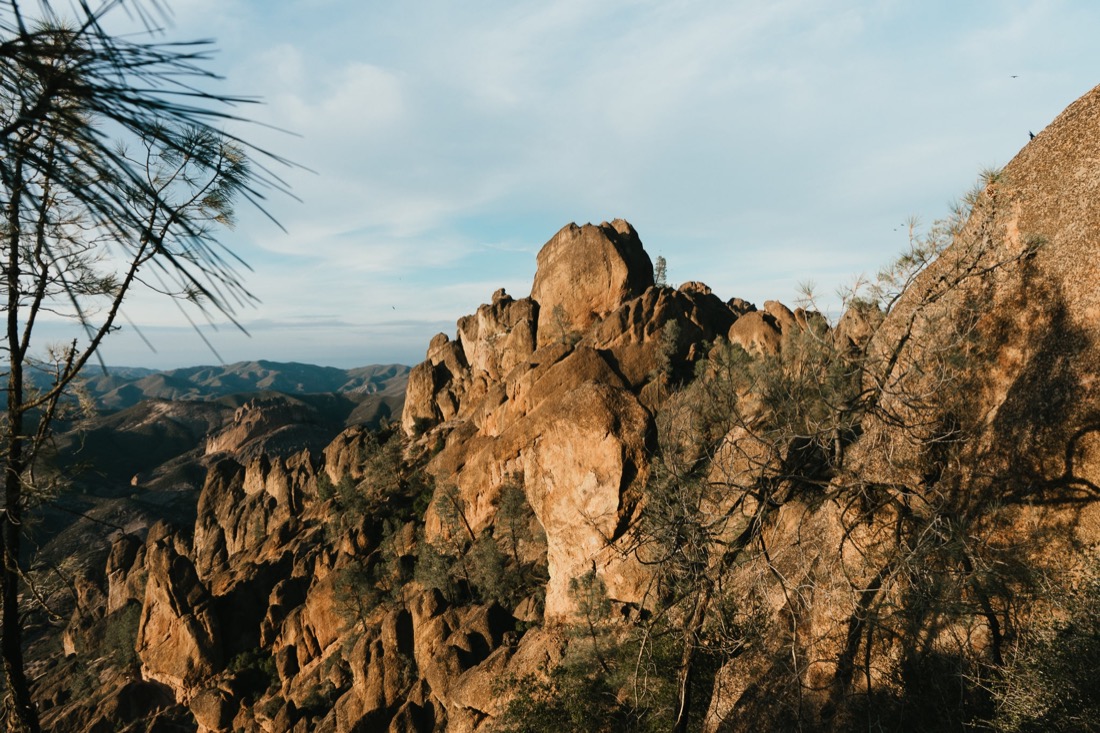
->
[490,174,1068,732]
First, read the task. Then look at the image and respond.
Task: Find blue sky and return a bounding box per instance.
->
[76,1,1100,368]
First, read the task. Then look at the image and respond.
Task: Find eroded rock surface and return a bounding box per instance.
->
[401,220,777,620]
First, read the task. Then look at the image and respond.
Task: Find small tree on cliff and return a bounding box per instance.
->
[654,256,668,288]
[0,4,286,730]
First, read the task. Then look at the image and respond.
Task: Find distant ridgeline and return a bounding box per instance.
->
[19,360,410,414]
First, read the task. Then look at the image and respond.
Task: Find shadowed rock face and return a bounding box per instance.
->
[695,84,1100,730]
[860,82,1100,502]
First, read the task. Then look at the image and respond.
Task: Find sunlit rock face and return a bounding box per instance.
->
[136,523,222,694]
[530,219,654,348]
[402,219,762,619]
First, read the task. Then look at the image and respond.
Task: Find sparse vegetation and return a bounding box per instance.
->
[654,255,668,288]
[414,479,547,610]
[226,647,278,700]
[99,602,142,670]
[989,563,1100,732]
[551,303,582,347]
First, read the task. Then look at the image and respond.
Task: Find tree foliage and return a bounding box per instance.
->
[0,3,289,729]
[613,171,1059,731]
[990,563,1100,733]
[415,480,546,610]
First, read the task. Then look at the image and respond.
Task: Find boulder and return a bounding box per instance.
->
[189,687,238,731]
[531,220,654,347]
[727,310,783,356]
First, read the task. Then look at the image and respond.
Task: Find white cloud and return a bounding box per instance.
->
[71,0,1100,368]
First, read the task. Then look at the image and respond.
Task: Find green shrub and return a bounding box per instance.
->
[100,601,142,668]
[226,648,278,699]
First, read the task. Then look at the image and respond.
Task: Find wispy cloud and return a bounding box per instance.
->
[78,1,1100,368]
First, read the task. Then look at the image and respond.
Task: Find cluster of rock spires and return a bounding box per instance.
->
[29,82,1100,732]
[401,218,830,620]
[40,215,828,732]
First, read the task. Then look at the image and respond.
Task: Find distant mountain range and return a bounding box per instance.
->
[29,360,410,413]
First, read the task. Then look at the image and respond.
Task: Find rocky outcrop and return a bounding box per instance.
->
[727,310,783,356]
[136,523,222,694]
[530,220,654,347]
[401,291,539,437]
[858,82,1100,499]
[106,534,147,614]
[400,220,786,620]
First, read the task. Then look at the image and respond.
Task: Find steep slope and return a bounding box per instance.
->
[692,84,1100,730]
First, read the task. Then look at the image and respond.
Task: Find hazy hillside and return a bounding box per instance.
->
[54,360,411,412]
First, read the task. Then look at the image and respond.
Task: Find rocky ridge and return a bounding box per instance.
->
[401,218,819,619]
[38,216,823,732]
[30,83,1100,732]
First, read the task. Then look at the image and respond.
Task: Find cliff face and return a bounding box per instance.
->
[860,84,1100,503]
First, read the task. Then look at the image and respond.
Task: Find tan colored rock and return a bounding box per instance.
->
[323,427,376,484]
[401,293,539,437]
[727,297,757,316]
[591,284,738,386]
[762,300,797,331]
[189,687,237,731]
[61,572,108,657]
[456,291,538,382]
[205,396,316,457]
[518,380,651,618]
[274,572,346,672]
[833,300,882,353]
[194,458,283,583]
[136,524,221,695]
[860,82,1100,498]
[401,360,443,435]
[531,220,654,348]
[106,534,147,614]
[727,311,783,356]
[408,221,755,624]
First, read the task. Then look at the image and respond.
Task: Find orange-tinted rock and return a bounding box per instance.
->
[106,534,147,614]
[727,310,783,356]
[136,525,221,695]
[189,687,237,731]
[531,220,654,348]
[861,82,1100,496]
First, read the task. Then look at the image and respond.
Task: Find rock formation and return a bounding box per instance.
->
[31,83,1100,733]
[401,219,775,619]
